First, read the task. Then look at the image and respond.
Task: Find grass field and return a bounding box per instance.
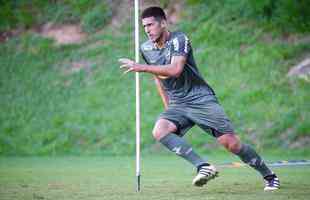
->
[1,2,309,199]
[1,153,309,200]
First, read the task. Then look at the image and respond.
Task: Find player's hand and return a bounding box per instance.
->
[119,58,144,74]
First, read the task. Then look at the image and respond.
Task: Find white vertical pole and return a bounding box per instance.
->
[134,0,141,192]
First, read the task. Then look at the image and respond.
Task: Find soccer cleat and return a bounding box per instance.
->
[264,174,280,191]
[192,164,218,187]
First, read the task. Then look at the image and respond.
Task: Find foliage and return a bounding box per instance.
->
[248,0,310,32]
[187,0,310,32]
[81,3,112,33]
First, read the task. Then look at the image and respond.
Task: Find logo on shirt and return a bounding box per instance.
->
[172,38,179,51]
[143,44,153,51]
[172,35,190,53]
[184,36,189,53]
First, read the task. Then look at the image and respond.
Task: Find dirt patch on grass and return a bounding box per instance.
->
[289,136,310,149]
[0,29,23,43]
[71,60,92,73]
[261,32,310,45]
[39,23,87,45]
[288,57,310,82]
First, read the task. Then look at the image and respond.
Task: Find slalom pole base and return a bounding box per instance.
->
[136,175,141,192]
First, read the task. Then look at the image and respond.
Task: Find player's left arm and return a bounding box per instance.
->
[119,56,186,78]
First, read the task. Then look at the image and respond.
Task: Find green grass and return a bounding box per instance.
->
[1,154,310,200]
[0,2,309,155]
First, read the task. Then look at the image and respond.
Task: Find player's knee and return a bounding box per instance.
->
[152,128,159,140]
[152,128,169,141]
[218,134,241,154]
[152,119,177,141]
[228,140,241,154]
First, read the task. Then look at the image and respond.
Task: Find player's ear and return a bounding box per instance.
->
[161,20,167,28]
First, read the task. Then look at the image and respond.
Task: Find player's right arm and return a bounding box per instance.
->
[120,33,190,78]
[154,76,168,110]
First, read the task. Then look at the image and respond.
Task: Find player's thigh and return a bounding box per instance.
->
[156,106,194,137]
[187,97,234,137]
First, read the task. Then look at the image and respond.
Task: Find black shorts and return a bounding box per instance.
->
[158,95,235,138]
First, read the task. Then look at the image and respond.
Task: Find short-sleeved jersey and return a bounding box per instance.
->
[140,31,215,104]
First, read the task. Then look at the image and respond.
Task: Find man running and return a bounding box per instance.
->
[119,6,280,191]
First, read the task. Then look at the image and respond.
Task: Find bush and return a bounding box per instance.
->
[0,0,112,32]
[52,0,101,23]
[0,2,14,31]
[186,0,310,32]
[248,0,310,32]
[81,3,112,33]
[274,0,310,32]
[0,0,42,31]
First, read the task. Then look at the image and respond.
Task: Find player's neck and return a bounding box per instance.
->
[155,30,170,49]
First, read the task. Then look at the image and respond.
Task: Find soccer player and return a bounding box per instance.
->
[119,6,280,191]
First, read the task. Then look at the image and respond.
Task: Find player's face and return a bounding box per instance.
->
[142,17,165,43]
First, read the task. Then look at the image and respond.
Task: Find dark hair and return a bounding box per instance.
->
[141,6,167,21]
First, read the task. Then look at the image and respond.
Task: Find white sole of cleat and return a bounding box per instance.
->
[192,171,219,187]
[264,187,280,191]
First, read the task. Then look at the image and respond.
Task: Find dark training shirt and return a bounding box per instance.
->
[140,31,215,105]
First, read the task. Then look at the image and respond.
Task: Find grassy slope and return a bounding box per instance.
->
[0,3,309,155]
[183,6,310,151]
[0,154,310,200]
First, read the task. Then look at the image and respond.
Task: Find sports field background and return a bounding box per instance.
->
[0,1,309,199]
[1,0,309,156]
